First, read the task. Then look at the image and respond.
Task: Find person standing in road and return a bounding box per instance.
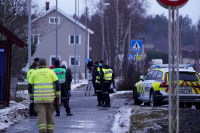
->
[100,62,113,107]
[53,60,73,116]
[95,60,104,106]
[28,58,61,133]
[27,61,38,117]
[92,61,99,96]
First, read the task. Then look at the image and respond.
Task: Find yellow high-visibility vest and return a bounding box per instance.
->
[29,68,60,103]
[27,69,36,82]
[102,68,113,81]
[95,67,101,83]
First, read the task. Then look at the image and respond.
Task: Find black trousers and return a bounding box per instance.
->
[55,84,70,113]
[101,81,111,105]
[92,80,96,94]
[95,83,104,104]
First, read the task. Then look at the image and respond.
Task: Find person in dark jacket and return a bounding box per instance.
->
[100,62,114,107]
[53,60,73,116]
[92,61,99,96]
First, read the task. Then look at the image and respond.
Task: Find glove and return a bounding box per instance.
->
[68,90,71,96]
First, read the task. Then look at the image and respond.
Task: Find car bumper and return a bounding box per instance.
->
[155,90,200,103]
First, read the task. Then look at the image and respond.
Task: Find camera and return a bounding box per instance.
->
[87,61,94,74]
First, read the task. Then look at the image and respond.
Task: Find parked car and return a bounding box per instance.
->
[133,66,200,109]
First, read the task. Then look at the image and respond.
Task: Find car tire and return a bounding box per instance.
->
[185,103,192,108]
[195,103,200,110]
[134,88,142,105]
[179,102,184,108]
[150,91,159,107]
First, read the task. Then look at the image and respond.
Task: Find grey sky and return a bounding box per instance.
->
[39,0,200,24]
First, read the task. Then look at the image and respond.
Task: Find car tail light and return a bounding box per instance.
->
[159,73,168,88]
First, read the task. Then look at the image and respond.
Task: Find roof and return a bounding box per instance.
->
[156,67,196,73]
[32,6,94,34]
[0,24,27,47]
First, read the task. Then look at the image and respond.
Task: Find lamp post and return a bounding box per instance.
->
[56,0,58,59]
[102,3,110,60]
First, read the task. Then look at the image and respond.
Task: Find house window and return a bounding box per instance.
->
[50,55,61,66]
[69,35,81,45]
[69,56,80,66]
[49,17,60,24]
[31,34,40,45]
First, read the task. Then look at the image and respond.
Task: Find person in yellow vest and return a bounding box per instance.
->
[27,62,38,82]
[100,62,113,107]
[28,58,61,133]
[27,61,38,117]
[53,60,73,116]
[95,60,104,106]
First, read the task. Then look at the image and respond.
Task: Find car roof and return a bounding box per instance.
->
[152,67,196,73]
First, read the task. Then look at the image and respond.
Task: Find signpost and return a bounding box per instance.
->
[131,40,142,52]
[157,0,188,133]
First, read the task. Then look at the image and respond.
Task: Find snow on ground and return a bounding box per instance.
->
[0,100,29,131]
[111,106,132,133]
[110,90,132,98]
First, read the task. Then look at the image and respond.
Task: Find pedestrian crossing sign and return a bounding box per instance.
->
[131,40,142,52]
[127,54,134,60]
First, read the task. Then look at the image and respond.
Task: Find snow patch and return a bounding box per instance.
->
[111,106,132,133]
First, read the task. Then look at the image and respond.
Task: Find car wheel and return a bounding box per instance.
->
[134,88,142,105]
[150,91,159,107]
[195,103,200,110]
[185,103,192,108]
[179,102,184,108]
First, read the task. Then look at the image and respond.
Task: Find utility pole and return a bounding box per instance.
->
[28,0,31,69]
[77,0,80,83]
[102,4,105,61]
[74,0,77,84]
[128,14,131,68]
[196,34,199,72]
[56,0,58,59]
[85,7,88,79]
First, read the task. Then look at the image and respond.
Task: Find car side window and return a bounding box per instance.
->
[145,71,154,80]
[156,71,163,80]
[150,70,159,80]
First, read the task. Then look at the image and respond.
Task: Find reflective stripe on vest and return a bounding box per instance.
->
[95,67,100,83]
[52,68,66,84]
[102,68,113,81]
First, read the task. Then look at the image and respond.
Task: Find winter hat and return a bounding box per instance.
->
[34,57,39,62]
[100,60,104,63]
[61,61,67,69]
[95,61,99,65]
[54,60,60,66]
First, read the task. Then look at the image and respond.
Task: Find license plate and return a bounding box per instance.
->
[179,86,193,94]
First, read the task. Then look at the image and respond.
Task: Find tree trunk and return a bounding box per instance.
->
[106,16,111,65]
[114,0,119,68]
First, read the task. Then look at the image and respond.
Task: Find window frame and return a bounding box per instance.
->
[31,34,40,45]
[49,55,61,66]
[69,35,81,45]
[49,17,60,24]
[69,55,80,66]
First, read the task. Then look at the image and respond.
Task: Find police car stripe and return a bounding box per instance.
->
[193,87,198,94]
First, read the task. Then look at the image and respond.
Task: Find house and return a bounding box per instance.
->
[31,3,94,78]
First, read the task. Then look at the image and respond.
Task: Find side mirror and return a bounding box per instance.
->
[140,75,145,81]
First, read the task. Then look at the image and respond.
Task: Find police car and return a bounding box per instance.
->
[133,66,200,109]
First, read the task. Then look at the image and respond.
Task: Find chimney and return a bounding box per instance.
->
[46,2,49,11]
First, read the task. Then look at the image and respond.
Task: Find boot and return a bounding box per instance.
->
[66,109,73,116]
[55,112,60,116]
[97,102,102,106]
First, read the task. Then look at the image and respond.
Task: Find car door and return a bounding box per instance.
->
[143,70,159,100]
[138,70,154,101]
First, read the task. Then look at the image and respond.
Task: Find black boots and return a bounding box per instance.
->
[97,102,102,106]
[66,109,73,116]
[55,111,60,116]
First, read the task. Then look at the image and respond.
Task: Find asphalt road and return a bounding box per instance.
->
[4,85,127,133]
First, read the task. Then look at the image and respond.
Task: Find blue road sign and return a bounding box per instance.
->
[127,54,134,60]
[131,40,142,52]
[85,59,89,63]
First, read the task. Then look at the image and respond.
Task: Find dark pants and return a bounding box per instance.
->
[101,81,111,105]
[95,83,104,104]
[92,80,96,94]
[55,84,71,114]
